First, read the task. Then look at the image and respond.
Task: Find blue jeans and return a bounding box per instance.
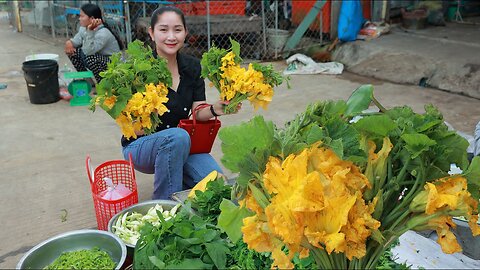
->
[122,128,223,199]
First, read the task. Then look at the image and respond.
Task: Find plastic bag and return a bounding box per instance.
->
[357,22,391,40]
[283,53,344,75]
[99,177,132,201]
[338,0,364,42]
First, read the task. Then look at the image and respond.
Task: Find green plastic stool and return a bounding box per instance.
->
[64,71,94,106]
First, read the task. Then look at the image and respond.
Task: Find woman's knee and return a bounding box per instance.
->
[168,128,191,150]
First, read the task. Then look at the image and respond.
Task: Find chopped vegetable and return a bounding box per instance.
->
[112,203,181,246]
[44,247,115,269]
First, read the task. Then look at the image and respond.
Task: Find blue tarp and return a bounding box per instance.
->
[338,0,365,42]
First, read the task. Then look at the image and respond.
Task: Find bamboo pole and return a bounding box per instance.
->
[13,0,22,33]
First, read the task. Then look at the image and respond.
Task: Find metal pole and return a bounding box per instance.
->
[13,0,22,32]
[124,0,132,44]
[207,0,211,49]
[319,5,323,45]
[49,0,56,39]
[261,0,267,58]
[274,1,278,58]
[33,1,38,30]
[142,1,146,18]
[65,4,69,38]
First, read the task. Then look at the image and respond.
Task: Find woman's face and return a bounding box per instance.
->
[149,11,187,58]
[79,10,93,27]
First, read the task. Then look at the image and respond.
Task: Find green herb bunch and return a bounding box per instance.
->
[134,208,232,269]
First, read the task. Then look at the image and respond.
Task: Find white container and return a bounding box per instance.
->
[25,53,59,62]
[266,28,290,50]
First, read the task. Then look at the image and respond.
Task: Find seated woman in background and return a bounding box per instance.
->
[64,3,123,83]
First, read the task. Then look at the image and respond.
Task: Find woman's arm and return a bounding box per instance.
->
[193,100,241,121]
[69,27,85,48]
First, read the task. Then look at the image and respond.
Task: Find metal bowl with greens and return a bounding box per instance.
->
[16,230,126,270]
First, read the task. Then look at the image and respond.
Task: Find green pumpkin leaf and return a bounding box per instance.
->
[345,84,374,116]
[354,114,397,137]
[219,115,274,172]
[218,199,253,243]
[401,133,436,159]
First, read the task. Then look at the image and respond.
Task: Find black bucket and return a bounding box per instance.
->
[22,59,60,104]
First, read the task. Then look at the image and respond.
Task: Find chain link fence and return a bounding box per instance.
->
[130,0,329,60]
[0,0,14,28]
[6,0,332,61]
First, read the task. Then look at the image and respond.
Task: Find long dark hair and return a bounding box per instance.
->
[150,6,187,31]
[80,3,124,50]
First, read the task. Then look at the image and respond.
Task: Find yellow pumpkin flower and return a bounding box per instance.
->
[429,216,462,254]
[241,215,274,253]
[364,138,393,189]
[113,83,169,139]
[103,95,117,109]
[116,113,136,139]
[343,193,381,260]
[242,143,380,267]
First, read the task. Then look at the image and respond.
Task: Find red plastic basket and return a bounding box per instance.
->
[86,154,138,231]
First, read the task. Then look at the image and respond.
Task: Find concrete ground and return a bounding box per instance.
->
[334,21,480,99]
[1,15,479,269]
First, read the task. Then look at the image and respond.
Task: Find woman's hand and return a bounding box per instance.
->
[64,40,75,55]
[87,18,102,31]
[212,100,242,115]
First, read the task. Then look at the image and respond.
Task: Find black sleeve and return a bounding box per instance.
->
[192,58,206,102]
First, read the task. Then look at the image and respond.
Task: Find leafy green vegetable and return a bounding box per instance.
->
[134,209,232,270]
[44,247,115,269]
[376,240,411,270]
[229,240,273,270]
[189,178,232,223]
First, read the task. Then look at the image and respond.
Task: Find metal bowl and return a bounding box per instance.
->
[108,200,181,253]
[16,229,126,270]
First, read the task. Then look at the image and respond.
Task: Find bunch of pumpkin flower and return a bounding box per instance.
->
[114,83,168,139]
[201,38,288,114]
[217,85,480,269]
[89,40,172,139]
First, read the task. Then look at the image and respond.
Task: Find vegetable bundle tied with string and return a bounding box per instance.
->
[201,38,288,114]
[217,85,480,269]
[89,40,171,139]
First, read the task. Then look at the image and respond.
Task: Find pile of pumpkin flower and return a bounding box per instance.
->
[216,85,480,269]
[201,38,288,113]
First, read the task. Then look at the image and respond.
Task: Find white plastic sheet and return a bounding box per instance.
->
[283,53,344,75]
